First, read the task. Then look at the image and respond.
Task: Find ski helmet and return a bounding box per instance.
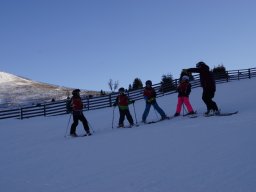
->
[72,89,80,95]
[118,87,125,92]
[182,75,189,81]
[145,80,152,86]
[196,61,205,68]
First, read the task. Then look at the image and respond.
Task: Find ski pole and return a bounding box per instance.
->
[64,113,72,137]
[182,98,188,116]
[88,121,95,133]
[112,107,116,129]
[132,102,138,124]
[182,103,185,116]
[153,107,160,120]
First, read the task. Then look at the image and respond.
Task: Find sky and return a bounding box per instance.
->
[1,0,256,91]
[1,78,256,192]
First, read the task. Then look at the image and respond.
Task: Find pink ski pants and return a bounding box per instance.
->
[176,97,194,113]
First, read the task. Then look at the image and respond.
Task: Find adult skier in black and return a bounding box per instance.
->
[185,61,220,115]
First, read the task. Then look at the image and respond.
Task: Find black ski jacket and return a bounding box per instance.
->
[187,64,216,92]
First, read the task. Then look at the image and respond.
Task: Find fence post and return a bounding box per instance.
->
[248,68,251,79]
[238,70,240,80]
[87,97,90,110]
[43,104,46,116]
[175,79,178,91]
[20,108,23,120]
[109,94,112,107]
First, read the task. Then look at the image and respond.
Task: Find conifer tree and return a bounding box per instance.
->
[213,64,228,79]
[132,78,143,90]
[160,74,176,93]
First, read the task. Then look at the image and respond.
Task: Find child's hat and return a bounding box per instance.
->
[119,87,125,92]
[182,75,189,81]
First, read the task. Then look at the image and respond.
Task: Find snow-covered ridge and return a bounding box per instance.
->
[0,71,30,83]
[0,71,99,109]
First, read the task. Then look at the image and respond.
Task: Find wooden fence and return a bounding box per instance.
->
[0,67,255,120]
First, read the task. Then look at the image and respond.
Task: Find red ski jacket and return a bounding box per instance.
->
[115,94,131,110]
[143,87,156,103]
[177,81,191,97]
[71,96,84,111]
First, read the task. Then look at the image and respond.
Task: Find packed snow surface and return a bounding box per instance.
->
[1,78,256,192]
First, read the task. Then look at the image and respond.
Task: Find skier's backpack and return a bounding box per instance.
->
[66,98,72,113]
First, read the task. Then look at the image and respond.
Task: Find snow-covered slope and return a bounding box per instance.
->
[0,71,99,108]
[0,71,32,83]
[0,78,256,192]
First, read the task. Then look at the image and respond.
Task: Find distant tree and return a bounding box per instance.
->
[212,64,228,79]
[113,80,119,92]
[132,78,143,90]
[108,79,119,92]
[128,84,132,91]
[159,74,176,93]
[100,90,106,96]
[108,79,113,92]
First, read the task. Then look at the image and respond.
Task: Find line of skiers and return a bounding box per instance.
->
[66,61,220,137]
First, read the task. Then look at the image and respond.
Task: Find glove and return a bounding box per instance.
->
[182,69,191,76]
[147,97,155,103]
[182,69,188,73]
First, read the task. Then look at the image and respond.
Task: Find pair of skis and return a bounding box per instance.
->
[204,111,238,117]
[115,110,239,128]
[145,117,171,124]
[167,110,238,120]
[116,117,170,128]
[68,133,92,138]
[183,110,238,118]
[117,124,140,128]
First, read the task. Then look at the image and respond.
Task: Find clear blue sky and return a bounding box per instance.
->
[1,0,255,91]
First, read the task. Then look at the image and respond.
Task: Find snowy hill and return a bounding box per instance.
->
[0,71,31,83]
[1,78,256,192]
[0,71,99,108]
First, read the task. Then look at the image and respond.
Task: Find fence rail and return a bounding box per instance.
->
[1,67,255,120]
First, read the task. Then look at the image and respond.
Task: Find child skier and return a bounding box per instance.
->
[113,87,135,128]
[174,75,195,116]
[69,89,92,137]
[142,80,167,123]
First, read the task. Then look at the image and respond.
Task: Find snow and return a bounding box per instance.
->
[1,78,256,192]
[0,71,31,84]
[0,72,99,109]
[0,72,17,83]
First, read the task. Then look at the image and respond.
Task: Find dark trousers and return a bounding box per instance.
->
[70,111,90,134]
[142,102,166,122]
[119,109,134,126]
[202,90,219,111]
